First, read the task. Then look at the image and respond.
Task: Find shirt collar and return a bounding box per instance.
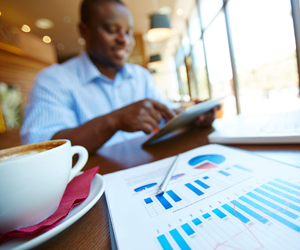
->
[121,63,134,79]
[78,51,134,85]
[78,51,101,85]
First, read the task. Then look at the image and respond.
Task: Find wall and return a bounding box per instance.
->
[0,18,56,148]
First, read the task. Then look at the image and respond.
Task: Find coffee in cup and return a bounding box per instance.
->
[0,139,88,234]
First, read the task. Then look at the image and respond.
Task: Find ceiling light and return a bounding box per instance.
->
[43,36,51,43]
[63,16,71,23]
[35,19,54,29]
[21,25,31,33]
[149,54,162,63]
[78,38,86,45]
[176,8,183,16]
[0,12,2,16]
[57,43,65,50]
[147,14,172,43]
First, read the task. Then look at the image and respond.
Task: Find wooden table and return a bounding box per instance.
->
[34,126,300,250]
[0,127,22,150]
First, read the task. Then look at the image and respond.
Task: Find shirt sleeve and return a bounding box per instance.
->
[20,66,79,144]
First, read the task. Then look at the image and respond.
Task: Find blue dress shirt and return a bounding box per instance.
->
[20,51,174,148]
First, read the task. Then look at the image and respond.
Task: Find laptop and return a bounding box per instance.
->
[142,97,225,146]
[208,110,300,144]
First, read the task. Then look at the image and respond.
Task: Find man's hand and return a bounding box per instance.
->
[193,105,220,127]
[174,104,220,127]
[112,99,175,134]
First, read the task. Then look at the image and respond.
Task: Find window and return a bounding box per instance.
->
[203,12,236,117]
[175,47,190,101]
[182,34,191,57]
[150,56,180,101]
[185,54,197,100]
[199,0,223,29]
[188,5,210,101]
[192,40,210,101]
[228,0,299,114]
[188,7,201,46]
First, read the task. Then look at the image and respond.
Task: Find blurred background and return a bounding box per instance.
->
[0,0,300,148]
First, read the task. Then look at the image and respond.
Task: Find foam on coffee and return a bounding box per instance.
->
[0,141,66,162]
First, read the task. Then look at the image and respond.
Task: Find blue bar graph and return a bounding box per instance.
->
[247,192,298,219]
[156,195,173,210]
[144,198,153,204]
[230,200,268,224]
[261,185,300,204]
[239,196,300,232]
[157,235,173,250]
[194,180,210,189]
[192,218,202,226]
[212,208,227,219]
[219,170,230,176]
[268,181,300,195]
[222,204,250,223]
[255,188,300,212]
[166,190,182,202]
[274,178,300,190]
[169,229,192,250]
[202,213,211,219]
[233,164,253,173]
[181,223,195,236]
[134,183,157,192]
[203,176,209,180]
[185,183,204,196]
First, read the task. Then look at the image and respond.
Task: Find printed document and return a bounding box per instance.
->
[104,144,300,250]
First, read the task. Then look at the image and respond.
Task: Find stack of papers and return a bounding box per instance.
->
[104,144,300,250]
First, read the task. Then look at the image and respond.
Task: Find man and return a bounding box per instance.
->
[21,0,217,154]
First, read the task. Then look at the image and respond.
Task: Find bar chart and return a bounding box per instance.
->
[184,171,245,197]
[156,177,300,250]
[104,144,300,250]
[143,189,189,217]
[144,169,252,217]
[171,173,185,180]
[216,165,253,182]
[134,183,157,192]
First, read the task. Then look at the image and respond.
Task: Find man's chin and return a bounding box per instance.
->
[88,52,127,68]
[112,58,127,68]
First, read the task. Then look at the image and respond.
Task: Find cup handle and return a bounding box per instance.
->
[69,146,89,182]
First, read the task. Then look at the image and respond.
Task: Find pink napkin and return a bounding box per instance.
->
[0,166,99,245]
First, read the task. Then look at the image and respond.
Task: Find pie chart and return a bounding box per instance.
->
[188,154,226,169]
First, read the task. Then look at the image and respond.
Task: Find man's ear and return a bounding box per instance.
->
[78,22,88,42]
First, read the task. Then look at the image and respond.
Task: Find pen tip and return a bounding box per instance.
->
[156,191,164,196]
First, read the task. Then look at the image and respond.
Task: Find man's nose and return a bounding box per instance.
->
[116,32,131,45]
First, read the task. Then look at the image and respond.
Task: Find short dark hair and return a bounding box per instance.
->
[80,0,125,25]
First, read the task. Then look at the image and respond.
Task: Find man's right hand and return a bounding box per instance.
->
[111,99,175,134]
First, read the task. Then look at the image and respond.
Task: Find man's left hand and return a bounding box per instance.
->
[173,105,220,127]
[193,106,220,127]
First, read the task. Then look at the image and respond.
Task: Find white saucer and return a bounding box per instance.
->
[0,173,105,250]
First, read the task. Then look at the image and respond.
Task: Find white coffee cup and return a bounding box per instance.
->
[0,139,88,234]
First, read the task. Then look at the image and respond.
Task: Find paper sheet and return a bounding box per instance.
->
[104,144,300,250]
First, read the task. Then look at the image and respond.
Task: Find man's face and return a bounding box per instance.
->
[81,2,135,68]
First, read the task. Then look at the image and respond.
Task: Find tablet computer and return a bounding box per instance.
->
[142,96,225,146]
